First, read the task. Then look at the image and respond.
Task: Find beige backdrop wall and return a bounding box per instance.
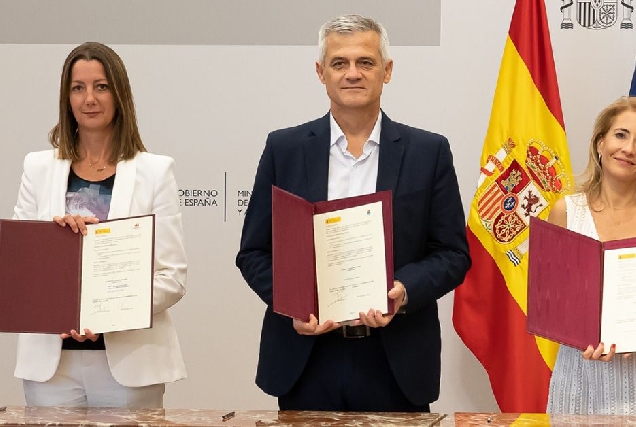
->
[1,0,635,413]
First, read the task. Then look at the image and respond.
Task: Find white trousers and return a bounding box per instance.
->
[23,350,165,408]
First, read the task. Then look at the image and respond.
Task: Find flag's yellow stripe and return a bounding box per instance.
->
[537,336,557,370]
[468,36,572,370]
[470,36,570,311]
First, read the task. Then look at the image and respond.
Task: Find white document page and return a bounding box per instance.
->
[313,201,388,323]
[601,247,636,353]
[79,215,154,333]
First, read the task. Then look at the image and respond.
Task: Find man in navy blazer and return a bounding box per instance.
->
[236,14,470,411]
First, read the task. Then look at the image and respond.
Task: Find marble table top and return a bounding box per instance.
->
[4,407,636,426]
[0,406,445,426]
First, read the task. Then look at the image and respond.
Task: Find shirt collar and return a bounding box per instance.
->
[329,111,383,148]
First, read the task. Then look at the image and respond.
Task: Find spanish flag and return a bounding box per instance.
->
[452,0,573,413]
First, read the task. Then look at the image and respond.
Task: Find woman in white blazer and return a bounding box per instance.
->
[12,42,187,407]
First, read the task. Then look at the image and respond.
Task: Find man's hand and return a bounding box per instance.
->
[293,314,341,335]
[358,280,406,328]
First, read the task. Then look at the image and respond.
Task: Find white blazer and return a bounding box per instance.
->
[12,149,187,387]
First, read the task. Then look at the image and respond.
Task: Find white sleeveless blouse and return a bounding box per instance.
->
[546,193,636,414]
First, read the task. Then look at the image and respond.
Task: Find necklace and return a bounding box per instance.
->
[89,162,107,172]
[86,154,108,172]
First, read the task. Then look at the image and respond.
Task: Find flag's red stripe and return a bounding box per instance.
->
[508,0,564,129]
[453,228,552,412]
[481,203,499,220]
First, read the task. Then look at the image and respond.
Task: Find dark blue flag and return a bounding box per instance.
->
[631,64,636,96]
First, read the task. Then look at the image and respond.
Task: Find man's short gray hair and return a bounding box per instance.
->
[318,14,390,65]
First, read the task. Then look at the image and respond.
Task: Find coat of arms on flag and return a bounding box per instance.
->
[476,138,570,265]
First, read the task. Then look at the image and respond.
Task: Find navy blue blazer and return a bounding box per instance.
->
[236,112,470,405]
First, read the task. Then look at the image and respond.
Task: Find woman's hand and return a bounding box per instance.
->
[53,214,99,235]
[582,342,616,362]
[60,328,100,342]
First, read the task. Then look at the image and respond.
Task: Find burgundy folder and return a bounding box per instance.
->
[527,216,636,351]
[0,217,154,334]
[0,219,82,334]
[272,186,394,323]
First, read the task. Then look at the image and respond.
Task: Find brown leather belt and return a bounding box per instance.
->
[332,325,372,338]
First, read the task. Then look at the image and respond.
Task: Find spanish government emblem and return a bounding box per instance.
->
[560,0,633,29]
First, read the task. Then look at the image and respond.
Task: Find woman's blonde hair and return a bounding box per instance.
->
[577,96,636,201]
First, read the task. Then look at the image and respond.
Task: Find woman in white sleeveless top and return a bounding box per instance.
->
[547,97,636,414]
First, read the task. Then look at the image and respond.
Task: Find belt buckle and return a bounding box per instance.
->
[342,325,370,339]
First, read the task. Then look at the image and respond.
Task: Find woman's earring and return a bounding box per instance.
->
[598,153,602,167]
